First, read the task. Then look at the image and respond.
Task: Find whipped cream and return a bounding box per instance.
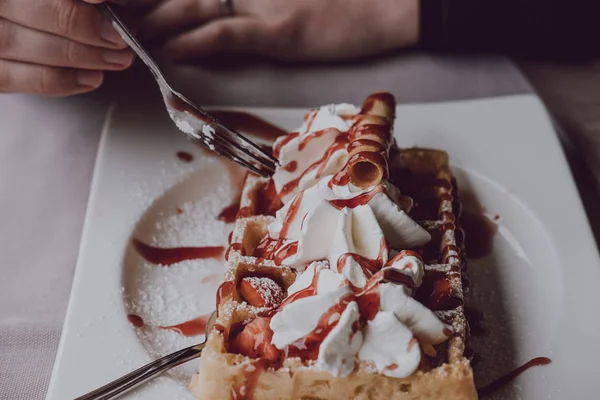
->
[264,101,450,379]
[268,176,430,275]
[272,104,359,202]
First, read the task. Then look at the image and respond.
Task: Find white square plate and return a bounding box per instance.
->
[46,95,600,400]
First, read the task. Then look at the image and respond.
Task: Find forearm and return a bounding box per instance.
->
[419,0,600,59]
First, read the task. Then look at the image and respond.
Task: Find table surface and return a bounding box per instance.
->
[0,53,596,400]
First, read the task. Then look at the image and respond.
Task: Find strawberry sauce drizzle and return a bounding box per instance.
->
[132,239,224,266]
[278,132,349,199]
[297,128,335,151]
[159,313,212,337]
[477,357,552,398]
[336,238,389,277]
[279,192,304,238]
[282,160,298,172]
[286,294,354,360]
[216,281,235,312]
[127,314,144,328]
[273,132,299,159]
[225,243,244,260]
[218,202,240,223]
[273,241,298,265]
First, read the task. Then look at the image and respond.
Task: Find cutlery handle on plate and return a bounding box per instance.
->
[74,344,205,400]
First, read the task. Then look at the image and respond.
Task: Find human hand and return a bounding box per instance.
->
[0,0,135,96]
[139,0,419,62]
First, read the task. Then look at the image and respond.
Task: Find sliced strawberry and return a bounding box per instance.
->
[239,277,284,308]
[230,317,280,362]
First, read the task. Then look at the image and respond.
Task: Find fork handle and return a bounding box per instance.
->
[74,343,205,400]
[97,4,168,88]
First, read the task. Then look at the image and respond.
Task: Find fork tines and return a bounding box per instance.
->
[203,123,278,177]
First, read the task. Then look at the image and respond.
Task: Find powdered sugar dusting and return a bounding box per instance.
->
[122,162,246,386]
[243,276,284,307]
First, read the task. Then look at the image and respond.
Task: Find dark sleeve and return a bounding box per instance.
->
[420,0,600,60]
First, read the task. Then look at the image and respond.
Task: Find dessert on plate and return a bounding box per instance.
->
[190,93,477,399]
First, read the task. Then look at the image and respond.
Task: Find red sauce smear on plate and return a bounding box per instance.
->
[158,313,212,337]
[127,314,144,328]
[176,151,194,162]
[477,357,552,398]
[132,239,224,266]
[218,202,240,223]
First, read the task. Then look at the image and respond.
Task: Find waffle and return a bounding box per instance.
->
[190,109,477,400]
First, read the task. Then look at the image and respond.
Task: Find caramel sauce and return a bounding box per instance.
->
[132,239,224,266]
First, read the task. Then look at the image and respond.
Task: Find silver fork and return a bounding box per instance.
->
[74,312,217,400]
[99,4,278,176]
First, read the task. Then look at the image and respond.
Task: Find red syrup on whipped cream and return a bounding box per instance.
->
[279,192,304,238]
[336,238,389,277]
[278,131,349,199]
[281,160,298,172]
[328,185,385,209]
[132,239,224,266]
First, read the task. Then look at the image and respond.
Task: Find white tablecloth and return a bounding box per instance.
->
[1,53,597,400]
